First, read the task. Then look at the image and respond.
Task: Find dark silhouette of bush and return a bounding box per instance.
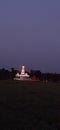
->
[0,67,60,82]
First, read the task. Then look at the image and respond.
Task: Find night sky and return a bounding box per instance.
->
[0,0,60,73]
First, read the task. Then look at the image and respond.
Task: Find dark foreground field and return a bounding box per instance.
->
[0,81,60,129]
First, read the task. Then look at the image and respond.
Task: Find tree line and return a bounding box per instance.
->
[0,68,60,82]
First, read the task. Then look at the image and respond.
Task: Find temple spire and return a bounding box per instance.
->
[21,65,25,75]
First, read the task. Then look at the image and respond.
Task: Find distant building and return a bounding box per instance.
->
[14,65,30,80]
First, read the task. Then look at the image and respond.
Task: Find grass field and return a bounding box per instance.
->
[0,80,60,129]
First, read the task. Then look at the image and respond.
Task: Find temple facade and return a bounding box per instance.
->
[14,65,30,80]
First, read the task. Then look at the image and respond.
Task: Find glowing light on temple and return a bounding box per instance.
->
[14,65,30,80]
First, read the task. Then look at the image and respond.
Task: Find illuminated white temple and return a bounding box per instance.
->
[14,65,30,80]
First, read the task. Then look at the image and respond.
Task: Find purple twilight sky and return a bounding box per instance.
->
[0,0,60,73]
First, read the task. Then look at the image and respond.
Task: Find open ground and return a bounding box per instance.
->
[0,80,60,129]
